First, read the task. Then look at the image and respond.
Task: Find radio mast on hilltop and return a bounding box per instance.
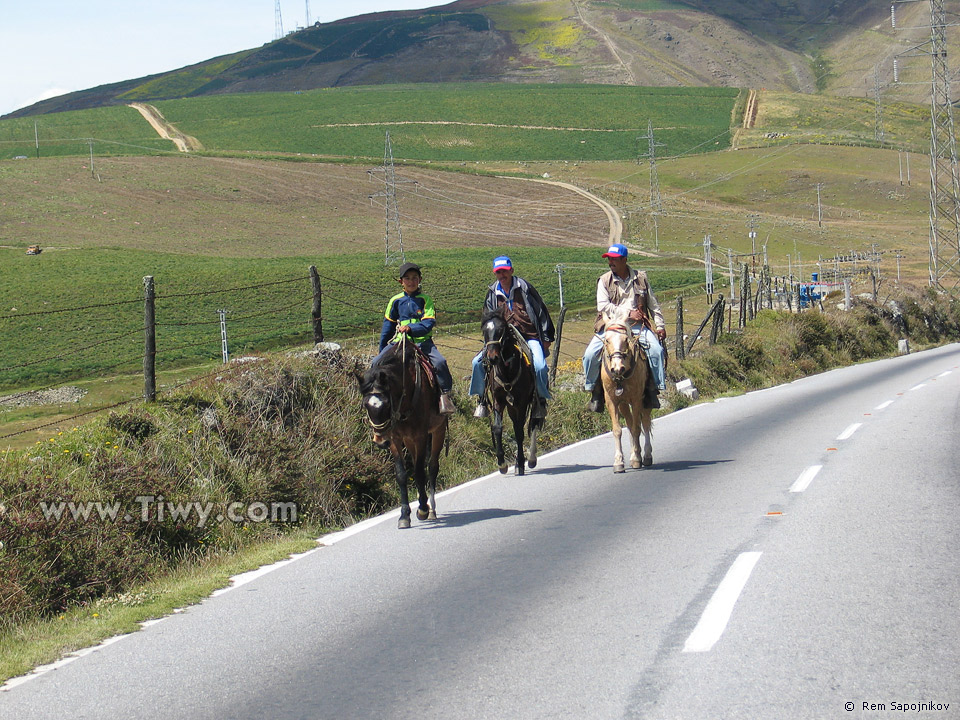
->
[305,0,311,26]
[274,0,284,40]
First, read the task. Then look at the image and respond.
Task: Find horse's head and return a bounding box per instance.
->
[480,306,510,364]
[357,352,403,448]
[602,307,638,382]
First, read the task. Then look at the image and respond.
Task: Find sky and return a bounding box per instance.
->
[0,0,444,116]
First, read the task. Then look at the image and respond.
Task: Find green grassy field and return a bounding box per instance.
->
[0,106,173,159]
[0,245,702,392]
[1,84,740,161]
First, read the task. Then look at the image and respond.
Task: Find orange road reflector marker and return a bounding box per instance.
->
[827,447,838,451]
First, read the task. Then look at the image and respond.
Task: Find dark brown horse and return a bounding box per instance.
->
[357,337,448,529]
[479,306,541,475]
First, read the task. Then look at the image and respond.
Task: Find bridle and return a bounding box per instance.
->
[363,335,420,432]
[482,320,526,402]
[602,324,641,391]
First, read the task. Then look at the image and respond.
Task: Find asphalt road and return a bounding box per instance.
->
[3,344,959,720]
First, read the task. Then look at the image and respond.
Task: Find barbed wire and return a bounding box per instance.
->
[0,327,143,373]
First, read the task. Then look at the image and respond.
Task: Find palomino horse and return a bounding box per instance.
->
[600,307,653,473]
[479,306,540,475]
[357,337,448,528]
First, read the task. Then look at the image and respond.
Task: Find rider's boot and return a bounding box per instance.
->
[586,384,605,413]
[439,392,457,415]
[473,397,489,418]
[531,395,547,419]
[643,372,661,410]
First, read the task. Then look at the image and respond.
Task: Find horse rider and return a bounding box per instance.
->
[470,255,555,419]
[582,243,667,412]
[375,261,456,415]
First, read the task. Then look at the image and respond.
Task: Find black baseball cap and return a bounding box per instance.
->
[398,262,422,278]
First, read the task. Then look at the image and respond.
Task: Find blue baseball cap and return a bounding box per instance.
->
[492,256,513,272]
[602,243,628,258]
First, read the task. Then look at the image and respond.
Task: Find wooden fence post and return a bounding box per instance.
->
[309,265,323,343]
[143,276,156,402]
[675,295,685,361]
[709,297,725,345]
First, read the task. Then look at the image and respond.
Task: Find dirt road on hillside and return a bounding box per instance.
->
[573,0,637,84]
[514,177,622,245]
[129,103,203,152]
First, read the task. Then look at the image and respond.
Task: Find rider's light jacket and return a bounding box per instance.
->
[379,290,436,351]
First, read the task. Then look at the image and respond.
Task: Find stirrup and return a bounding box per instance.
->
[586,385,605,413]
[473,400,489,418]
[439,393,456,415]
[531,397,547,419]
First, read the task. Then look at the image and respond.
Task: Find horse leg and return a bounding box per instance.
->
[414,436,430,522]
[527,412,539,470]
[395,452,412,529]
[641,409,654,467]
[512,407,526,476]
[425,426,444,521]
[606,394,626,474]
[492,409,508,474]
[622,403,642,469]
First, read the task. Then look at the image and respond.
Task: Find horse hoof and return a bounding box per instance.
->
[614,464,625,474]
[417,508,429,521]
[428,511,437,521]
[499,464,508,474]
[643,457,653,467]
[515,466,524,476]
[528,458,537,469]
[398,517,411,529]
[631,460,641,469]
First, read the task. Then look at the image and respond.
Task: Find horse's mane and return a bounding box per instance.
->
[481,304,506,325]
[603,305,632,330]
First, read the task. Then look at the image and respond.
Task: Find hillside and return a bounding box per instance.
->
[8,0,951,119]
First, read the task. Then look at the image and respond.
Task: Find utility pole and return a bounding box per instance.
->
[747,213,759,270]
[368,131,407,267]
[704,235,714,304]
[816,183,824,228]
[218,309,229,363]
[875,63,886,143]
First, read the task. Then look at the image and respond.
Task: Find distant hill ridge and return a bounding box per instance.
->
[5,0,937,118]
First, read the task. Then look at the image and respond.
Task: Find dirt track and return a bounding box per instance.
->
[129,103,203,152]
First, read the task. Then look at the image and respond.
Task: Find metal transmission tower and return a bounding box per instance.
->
[637,119,665,250]
[274,0,284,40]
[638,119,664,213]
[369,131,407,267]
[894,0,960,291]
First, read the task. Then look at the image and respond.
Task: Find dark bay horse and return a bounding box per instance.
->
[479,306,540,475]
[357,338,448,529]
[600,307,653,473]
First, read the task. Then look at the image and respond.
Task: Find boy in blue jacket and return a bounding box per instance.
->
[374,262,456,414]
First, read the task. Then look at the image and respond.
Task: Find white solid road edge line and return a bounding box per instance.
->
[683,552,763,653]
[790,464,823,493]
[836,423,862,441]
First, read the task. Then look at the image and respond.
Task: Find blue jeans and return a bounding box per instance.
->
[583,326,665,391]
[374,338,453,393]
[470,338,551,400]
